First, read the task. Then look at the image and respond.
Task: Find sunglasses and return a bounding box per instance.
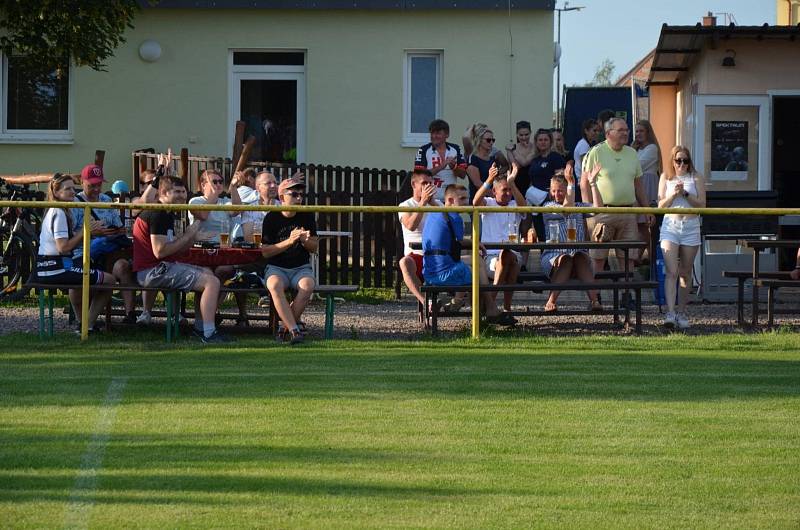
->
[140,180,154,187]
[210,179,224,185]
[674,158,690,165]
[484,138,496,143]
[286,191,305,199]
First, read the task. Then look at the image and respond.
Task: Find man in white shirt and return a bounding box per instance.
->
[473,162,526,317]
[398,168,442,305]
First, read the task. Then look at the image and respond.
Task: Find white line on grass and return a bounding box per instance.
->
[63,377,127,530]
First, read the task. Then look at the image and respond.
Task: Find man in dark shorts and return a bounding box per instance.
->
[132,176,229,344]
[260,177,319,344]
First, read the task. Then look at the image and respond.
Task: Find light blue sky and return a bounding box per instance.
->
[555,0,777,90]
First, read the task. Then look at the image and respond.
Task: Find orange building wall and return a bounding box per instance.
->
[649,85,677,173]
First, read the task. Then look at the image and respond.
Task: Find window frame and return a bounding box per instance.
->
[0,52,74,144]
[402,50,442,147]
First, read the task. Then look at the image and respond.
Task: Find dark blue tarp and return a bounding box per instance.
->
[563,86,632,154]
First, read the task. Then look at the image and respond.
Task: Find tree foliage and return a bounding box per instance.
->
[585,58,616,87]
[0,0,152,72]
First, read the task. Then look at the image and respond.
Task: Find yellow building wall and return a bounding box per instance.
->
[0,8,553,185]
[776,0,800,24]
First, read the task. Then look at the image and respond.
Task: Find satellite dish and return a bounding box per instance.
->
[553,42,562,69]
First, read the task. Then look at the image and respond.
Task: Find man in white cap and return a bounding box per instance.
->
[260,178,318,344]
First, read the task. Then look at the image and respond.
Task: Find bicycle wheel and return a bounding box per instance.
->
[0,236,33,300]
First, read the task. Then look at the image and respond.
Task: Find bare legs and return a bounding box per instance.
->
[546,253,598,310]
[661,241,698,316]
[267,275,315,331]
[399,255,425,305]
[68,271,118,327]
[489,250,520,311]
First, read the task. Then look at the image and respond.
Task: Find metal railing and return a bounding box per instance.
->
[4,199,800,340]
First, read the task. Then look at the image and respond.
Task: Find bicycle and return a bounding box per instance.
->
[0,179,44,300]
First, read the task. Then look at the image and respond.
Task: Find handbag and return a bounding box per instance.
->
[445,214,462,262]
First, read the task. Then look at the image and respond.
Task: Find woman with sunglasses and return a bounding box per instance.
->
[465,123,507,198]
[657,146,706,330]
[189,169,250,326]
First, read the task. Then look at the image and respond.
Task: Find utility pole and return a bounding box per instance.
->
[555,2,584,127]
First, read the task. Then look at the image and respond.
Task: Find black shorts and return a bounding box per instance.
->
[35,255,104,285]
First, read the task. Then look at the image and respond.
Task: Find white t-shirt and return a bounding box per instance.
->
[573,138,591,178]
[39,208,72,256]
[398,197,443,255]
[188,196,235,243]
[480,197,522,257]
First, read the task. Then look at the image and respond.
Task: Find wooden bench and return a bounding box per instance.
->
[722,271,792,326]
[421,279,657,335]
[754,278,800,327]
[27,282,358,341]
[25,282,181,341]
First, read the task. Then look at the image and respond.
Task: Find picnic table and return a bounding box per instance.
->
[741,239,800,326]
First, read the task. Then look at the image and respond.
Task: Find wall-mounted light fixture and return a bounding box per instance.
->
[138,40,162,62]
[722,49,736,67]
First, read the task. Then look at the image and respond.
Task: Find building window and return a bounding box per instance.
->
[403,51,442,146]
[0,53,72,143]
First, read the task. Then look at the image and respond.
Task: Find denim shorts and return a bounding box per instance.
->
[265,264,314,291]
[424,261,472,286]
[660,216,701,247]
[136,261,207,291]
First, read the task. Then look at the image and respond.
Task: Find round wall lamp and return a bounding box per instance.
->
[722,49,736,68]
[138,40,162,62]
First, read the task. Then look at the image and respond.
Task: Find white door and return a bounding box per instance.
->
[229,69,305,164]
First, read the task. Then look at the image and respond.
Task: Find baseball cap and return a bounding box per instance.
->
[80,164,106,185]
[278,177,304,195]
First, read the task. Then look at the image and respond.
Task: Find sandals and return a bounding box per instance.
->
[441,297,465,312]
[590,299,603,312]
[544,301,558,313]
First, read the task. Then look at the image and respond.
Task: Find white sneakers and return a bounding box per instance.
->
[664,311,689,330]
[136,311,152,325]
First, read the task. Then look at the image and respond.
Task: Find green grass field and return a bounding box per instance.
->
[2,332,800,528]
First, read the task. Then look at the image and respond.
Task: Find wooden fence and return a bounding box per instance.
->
[133,150,414,289]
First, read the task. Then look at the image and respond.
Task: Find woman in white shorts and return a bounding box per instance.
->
[657,146,706,329]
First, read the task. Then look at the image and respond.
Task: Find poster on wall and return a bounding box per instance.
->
[710,120,749,181]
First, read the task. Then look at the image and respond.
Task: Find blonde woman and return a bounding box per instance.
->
[35,174,117,331]
[657,146,706,330]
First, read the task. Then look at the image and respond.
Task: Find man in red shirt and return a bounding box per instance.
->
[132,176,229,343]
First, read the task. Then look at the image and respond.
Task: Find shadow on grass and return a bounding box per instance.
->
[1,470,497,505]
[2,344,799,404]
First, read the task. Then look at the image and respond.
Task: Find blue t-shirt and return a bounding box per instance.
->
[422,212,463,277]
[528,152,567,192]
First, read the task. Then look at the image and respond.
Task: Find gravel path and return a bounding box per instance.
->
[3,289,800,340]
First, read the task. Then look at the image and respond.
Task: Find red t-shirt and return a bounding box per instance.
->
[132,210,177,272]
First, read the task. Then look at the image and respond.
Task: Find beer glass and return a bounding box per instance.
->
[566,217,577,242]
[219,218,230,248]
